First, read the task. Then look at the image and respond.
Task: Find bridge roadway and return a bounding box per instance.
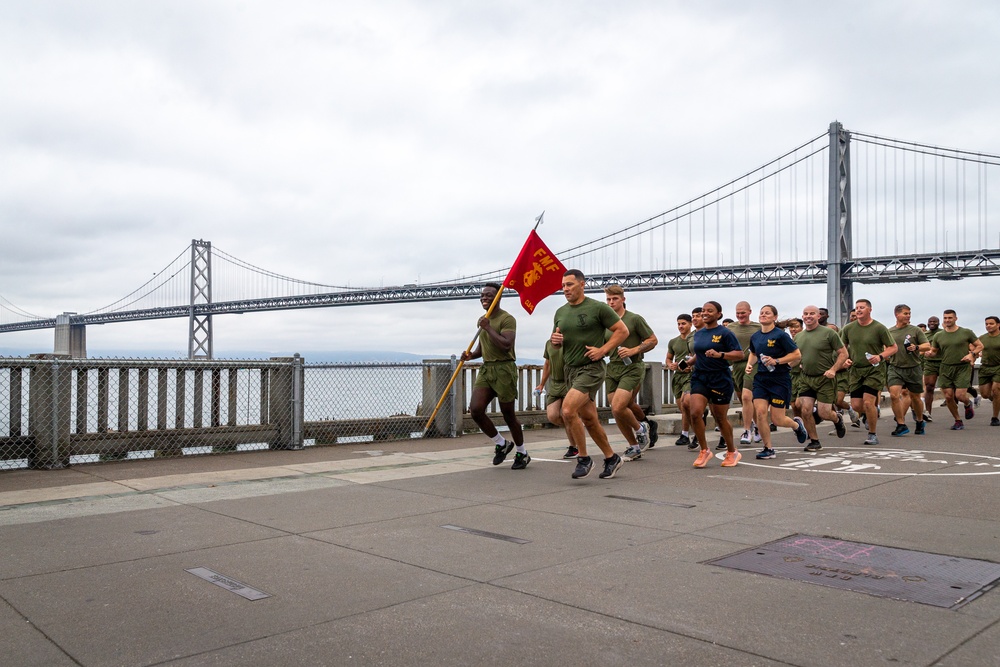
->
[1,409,998,666]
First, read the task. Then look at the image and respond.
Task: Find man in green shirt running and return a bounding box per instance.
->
[666,313,694,446]
[728,301,762,447]
[887,304,930,436]
[603,285,659,461]
[928,309,984,430]
[461,284,530,469]
[922,315,942,422]
[978,316,1000,426]
[551,270,629,480]
[794,305,849,450]
[841,299,897,445]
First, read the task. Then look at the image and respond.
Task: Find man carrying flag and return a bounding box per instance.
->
[461,283,529,469]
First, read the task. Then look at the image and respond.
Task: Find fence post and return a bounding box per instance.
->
[642,361,663,415]
[28,354,72,469]
[268,356,304,450]
[421,358,458,437]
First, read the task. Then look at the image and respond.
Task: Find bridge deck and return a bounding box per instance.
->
[1,409,998,666]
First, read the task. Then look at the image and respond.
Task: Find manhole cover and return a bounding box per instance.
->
[705,534,1000,609]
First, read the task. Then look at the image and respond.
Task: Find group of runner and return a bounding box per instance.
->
[462,269,1000,478]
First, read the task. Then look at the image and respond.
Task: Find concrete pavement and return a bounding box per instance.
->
[1,408,998,666]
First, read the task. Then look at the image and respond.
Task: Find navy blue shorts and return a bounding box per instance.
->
[752,374,792,409]
[691,372,734,405]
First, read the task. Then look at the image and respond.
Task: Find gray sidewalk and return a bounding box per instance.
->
[1,409,999,666]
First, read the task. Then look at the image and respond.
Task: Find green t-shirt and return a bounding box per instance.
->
[888,324,928,369]
[794,325,845,375]
[840,319,895,367]
[980,332,1000,367]
[606,310,655,366]
[478,308,516,363]
[553,297,622,367]
[932,327,978,366]
[667,334,690,366]
[543,341,566,395]
[727,322,761,364]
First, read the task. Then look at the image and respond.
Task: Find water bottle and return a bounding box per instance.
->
[865,352,879,367]
[762,355,776,372]
[619,347,632,365]
[533,388,543,399]
[904,334,912,352]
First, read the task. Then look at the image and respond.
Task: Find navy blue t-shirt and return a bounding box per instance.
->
[692,325,741,377]
[749,327,798,377]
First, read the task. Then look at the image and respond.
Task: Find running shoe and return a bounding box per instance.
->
[752,426,762,443]
[990,417,999,426]
[755,447,776,460]
[769,423,778,432]
[865,433,879,445]
[974,394,982,408]
[804,440,822,452]
[623,444,643,461]
[635,422,649,450]
[688,436,700,450]
[848,407,861,427]
[951,420,964,431]
[914,421,925,435]
[793,417,808,444]
[834,414,846,439]
[511,452,531,470]
[647,420,659,447]
[599,454,623,479]
[563,445,579,459]
[739,429,751,445]
[715,436,727,451]
[572,456,594,478]
[693,449,713,468]
[891,423,910,437]
[924,413,934,423]
[492,440,515,465]
[965,403,975,420]
[674,434,691,447]
[721,450,742,467]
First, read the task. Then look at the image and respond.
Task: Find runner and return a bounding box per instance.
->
[550,270,629,480]
[746,305,807,460]
[887,304,930,436]
[666,313,695,447]
[928,309,984,430]
[461,284,529,469]
[795,305,848,451]
[535,340,573,457]
[979,316,1000,426]
[688,301,743,468]
[685,306,706,450]
[922,315,942,423]
[728,301,761,449]
[840,299,897,445]
[602,285,658,462]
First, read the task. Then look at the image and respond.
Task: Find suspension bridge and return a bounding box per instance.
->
[3,121,999,358]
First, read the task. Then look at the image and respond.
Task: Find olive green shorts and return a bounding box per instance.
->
[979,365,1000,385]
[544,379,567,407]
[887,365,923,393]
[849,364,887,393]
[799,373,837,405]
[472,360,518,403]
[938,363,973,390]
[923,358,942,377]
[606,360,645,394]
[565,361,606,402]
[671,370,691,402]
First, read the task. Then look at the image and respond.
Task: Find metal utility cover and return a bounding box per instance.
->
[705,534,1000,609]
[186,567,271,601]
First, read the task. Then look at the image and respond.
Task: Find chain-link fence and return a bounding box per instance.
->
[1,355,668,471]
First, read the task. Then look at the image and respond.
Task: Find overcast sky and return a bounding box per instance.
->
[2,0,999,359]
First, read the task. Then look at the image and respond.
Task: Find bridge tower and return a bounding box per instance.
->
[188,239,213,360]
[826,121,853,326]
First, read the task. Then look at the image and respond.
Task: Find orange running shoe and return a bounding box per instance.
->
[693,449,713,468]
[720,450,742,467]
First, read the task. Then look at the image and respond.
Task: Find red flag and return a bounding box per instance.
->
[502,230,566,314]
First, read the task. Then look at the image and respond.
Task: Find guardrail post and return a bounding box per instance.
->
[28,354,72,469]
[268,356,304,450]
[642,361,663,415]
[420,358,458,437]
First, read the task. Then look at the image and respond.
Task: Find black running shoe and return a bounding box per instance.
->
[769,423,777,432]
[647,420,659,447]
[834,414,846,439]
[511,452,531,470]
[687,436,700,450]
[715,436,727,450]
[492,441,514,465]
[563,445,579,459]
[674,434,690,447]
[804,440,822,452]
[599,454,623,479]
[572,456,594,479]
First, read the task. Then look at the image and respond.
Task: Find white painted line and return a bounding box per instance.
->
[707,475,810,487]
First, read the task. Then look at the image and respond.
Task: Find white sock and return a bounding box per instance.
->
[491,433,506,446]
[515,444,527,454]
[681,430,689,437]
